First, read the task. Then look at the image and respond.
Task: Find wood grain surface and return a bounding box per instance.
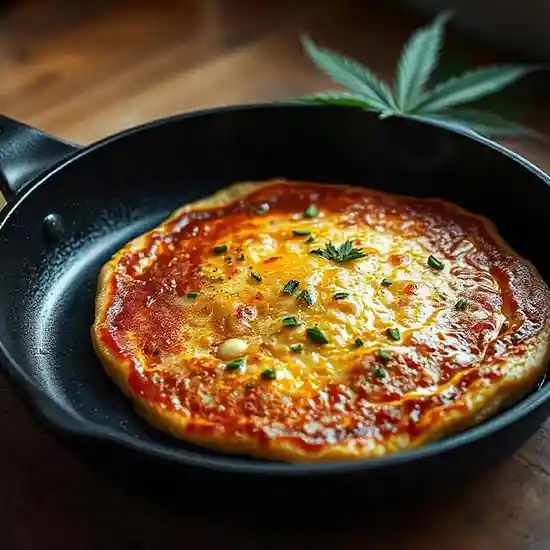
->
[1,1,550,549]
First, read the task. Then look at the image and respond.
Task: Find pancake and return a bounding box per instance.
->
[91,179,550,462]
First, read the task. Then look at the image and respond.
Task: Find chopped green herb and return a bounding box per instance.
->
[304,204,318,218]
[310,240,367,263]
[261,368,277,381]
[455,298,471,311]
[333,291,350,300]
[381,278,393,287]
[256,203,269,215]
[354,338,364,348]
[386,327,401,341]
[230,389,241,398]
[250,272,263,282]
[373,366,386,380]
[282,316,301,327]
[289,343,304,353]
[305,235,315,244]
[213,244,228,254]
[427,255,444,270]
[225,357,246,370]
[245,382,254,389]
[296,289,315,306]
[292,229,312,237]
[378,349,391,362]
[186,291,201,299]
[307,326,329,345]
[282,279,300,294]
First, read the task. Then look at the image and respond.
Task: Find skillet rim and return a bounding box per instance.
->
[1,102,550,477]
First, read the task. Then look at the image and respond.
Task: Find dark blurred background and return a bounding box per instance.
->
[0,0,548,176]
[403,0,550,60]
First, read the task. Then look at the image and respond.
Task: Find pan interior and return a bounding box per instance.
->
[0,106,549,468]
[32,211,267,462]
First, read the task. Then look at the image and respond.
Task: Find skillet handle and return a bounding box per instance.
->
[0,115,81,200]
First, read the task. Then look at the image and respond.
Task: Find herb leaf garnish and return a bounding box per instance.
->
[304,204,319,218]
[292,229,311,237]
[297,289,315,306]
[306,326,329,345]
[261,368,277,381]
[427,255,444,271]
[292,13,543,139]
[282,316,301,327]
[386,327,401,341]
[311,240,367,263]
[455,298,471,311]
[225,357,246,371]
[373,366,386,380]
[213,244,228,255]
[282,279,300,294]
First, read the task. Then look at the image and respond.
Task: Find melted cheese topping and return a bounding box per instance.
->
[159,211,502,398]
[93,180,550,460]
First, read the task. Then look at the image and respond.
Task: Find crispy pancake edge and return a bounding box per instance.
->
[91,179,550,462]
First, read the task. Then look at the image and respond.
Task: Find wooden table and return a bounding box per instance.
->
[1,1,550,548]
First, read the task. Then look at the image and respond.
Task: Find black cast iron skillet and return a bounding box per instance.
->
[0,105,549,501]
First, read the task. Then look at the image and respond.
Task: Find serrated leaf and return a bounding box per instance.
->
[301,35,396,112]
[286,91,377,110]
[395,10,451,111]
[296,11,544,142]
[310,240,367,263]
[415,65,538,113]
[416,109,544,139]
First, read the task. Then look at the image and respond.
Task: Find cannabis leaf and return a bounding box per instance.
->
[292,12,544,139]
[310,240,368,263]
[289,91,377,109]
[395,10,451,110]
[301,35,397,114]
[417,109,544,138]
[413,65,539,112]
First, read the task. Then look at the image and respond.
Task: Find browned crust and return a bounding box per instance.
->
[91,179,550,462]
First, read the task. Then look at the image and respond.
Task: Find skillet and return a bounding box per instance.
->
[0,104,549,499]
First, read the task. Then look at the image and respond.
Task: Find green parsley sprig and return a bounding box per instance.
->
[310,240,367,263]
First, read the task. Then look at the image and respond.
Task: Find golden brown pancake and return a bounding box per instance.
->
[91,179,550,462]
